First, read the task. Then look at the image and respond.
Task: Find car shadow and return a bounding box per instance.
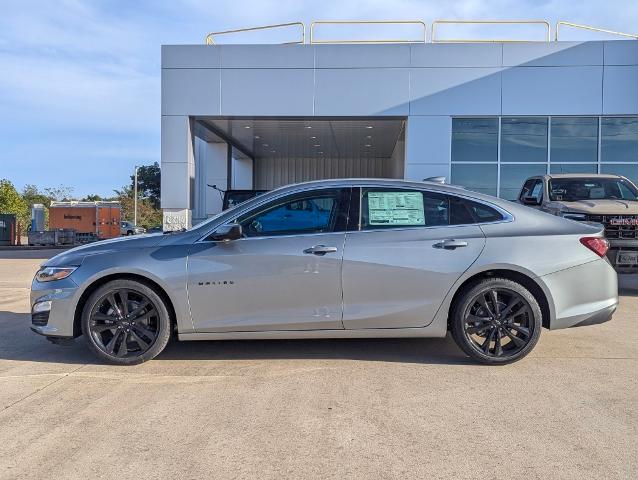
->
[618,274,638,297]
[0,311,472,366]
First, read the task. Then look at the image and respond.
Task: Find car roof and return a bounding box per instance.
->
[542,173,623,179]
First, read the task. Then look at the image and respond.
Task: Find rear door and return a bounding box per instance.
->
[341,187,487,329]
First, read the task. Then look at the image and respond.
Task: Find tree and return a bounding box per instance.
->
[82,194,103,201]
[43,185,74,202]
[113,185,162,229]
[0,179,29,227]
[22,184,52,208]
[131,162,161,209]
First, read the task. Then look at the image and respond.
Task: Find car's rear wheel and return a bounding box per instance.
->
[450,278,542,365]
[81,279,171,365]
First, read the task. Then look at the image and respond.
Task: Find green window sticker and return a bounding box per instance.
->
[367,191,425,226]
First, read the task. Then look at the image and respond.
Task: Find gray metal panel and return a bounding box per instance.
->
[410,67,502,115]
[221,69,314,116]
[502,42,603,67]
[502,66,603,115]
[405,116,451,165]
[410,43,502,67]
[315,44,410,68]
[161,162,192,208]
[162,69,221,115]
[603,65,638,114]
[161,45,221,68]
[220,45,314,68]
[314,68,409,116]
[604,41,638,66]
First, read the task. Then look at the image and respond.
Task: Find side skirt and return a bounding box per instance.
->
[178,326,446,341]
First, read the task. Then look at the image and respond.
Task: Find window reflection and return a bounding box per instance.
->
[601,118,638,163]
[500,164,547,201]
[451,118,498,162]
[550,164,597,174]
[551,117,598,163]
[501,117,548,163]
[451,164,497,196]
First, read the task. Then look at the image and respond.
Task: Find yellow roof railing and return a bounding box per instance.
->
[205,22,305,45]
[555,21,638,41]
[431,20,551,43]
[309,20,427,44]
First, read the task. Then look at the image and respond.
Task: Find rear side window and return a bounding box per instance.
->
[361,189,504,229]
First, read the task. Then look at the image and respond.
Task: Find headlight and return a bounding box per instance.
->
[560,212,587,221]
[35,267,77,283]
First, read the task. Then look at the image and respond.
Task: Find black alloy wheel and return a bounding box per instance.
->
[451,278,542,365]
[82,280,171,364]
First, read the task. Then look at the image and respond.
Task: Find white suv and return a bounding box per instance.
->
[121,221,146,236]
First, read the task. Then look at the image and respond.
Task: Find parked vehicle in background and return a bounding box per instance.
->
[222,189,268,210]
[518,174,638,273]
[31,179,617,366]
[120,221,146,236]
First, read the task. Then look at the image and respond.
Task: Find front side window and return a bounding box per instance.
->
[548,178,638,202]
[361,189,504,229]
[238,188,350,237]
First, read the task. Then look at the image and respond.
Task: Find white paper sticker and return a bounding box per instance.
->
[368,192,425,226]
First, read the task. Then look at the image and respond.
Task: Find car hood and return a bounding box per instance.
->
[550,200,638,215]
[44,234,165,267]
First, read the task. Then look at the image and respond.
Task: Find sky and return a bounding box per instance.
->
[1,0,637,198]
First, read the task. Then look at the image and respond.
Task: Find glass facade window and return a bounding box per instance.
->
[500,164,547,201]
[601,117,638,163]
[501,117,548,163]
[600,164,638,187]
[450,116,638,199]
[451,164,497,196]
[550,164,598,174]
[451,118,498,162]
[551,117,598,163]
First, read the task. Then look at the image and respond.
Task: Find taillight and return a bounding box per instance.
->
[580,237,609,257]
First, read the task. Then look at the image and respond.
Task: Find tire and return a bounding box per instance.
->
[127,230,134,236]
[450,277,542,365]
[81,279,172,365]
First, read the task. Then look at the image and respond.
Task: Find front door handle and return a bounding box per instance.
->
[433,239,468,250]
[303,245,338,256]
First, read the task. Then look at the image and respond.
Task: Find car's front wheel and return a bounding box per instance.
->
[450,278,542,365]
[81,279,172,365]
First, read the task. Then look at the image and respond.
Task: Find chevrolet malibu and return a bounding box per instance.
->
[31,179,618,365]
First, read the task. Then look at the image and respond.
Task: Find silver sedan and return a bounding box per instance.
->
[30,179,618,365]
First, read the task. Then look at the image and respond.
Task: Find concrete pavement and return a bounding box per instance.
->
[0,250,636,479]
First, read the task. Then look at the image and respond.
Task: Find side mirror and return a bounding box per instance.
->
[521,196,541,206]
[209,223,243,242]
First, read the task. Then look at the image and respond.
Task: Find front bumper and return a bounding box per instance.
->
[540,258,619,330]
[30,276,80,338]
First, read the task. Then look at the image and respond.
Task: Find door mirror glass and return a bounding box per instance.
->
[209,224,243,242]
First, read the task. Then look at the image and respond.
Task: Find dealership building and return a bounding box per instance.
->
[160,21,638,229]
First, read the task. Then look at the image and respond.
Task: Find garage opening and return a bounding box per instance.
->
[196,117,405,188]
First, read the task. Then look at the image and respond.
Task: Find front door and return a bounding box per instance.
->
[187,188,351,332]
[342,187,486,329]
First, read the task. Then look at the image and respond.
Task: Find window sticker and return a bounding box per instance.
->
[367,191,425,226]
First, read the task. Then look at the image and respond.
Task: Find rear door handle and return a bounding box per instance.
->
[303,245,338,256]
[433,239,468,250]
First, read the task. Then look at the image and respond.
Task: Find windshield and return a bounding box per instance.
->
[548,178,638,202]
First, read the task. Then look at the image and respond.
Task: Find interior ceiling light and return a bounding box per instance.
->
[254,135,260,139]
[310,136,317,139]
[263,143,269,147]
[365,135,372,139]
[244,126,251,129]
[317,151,324,154]
[305,126,312,129]
[314,144,321,147]
[365,125,373,129]
[365,144,372,147]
